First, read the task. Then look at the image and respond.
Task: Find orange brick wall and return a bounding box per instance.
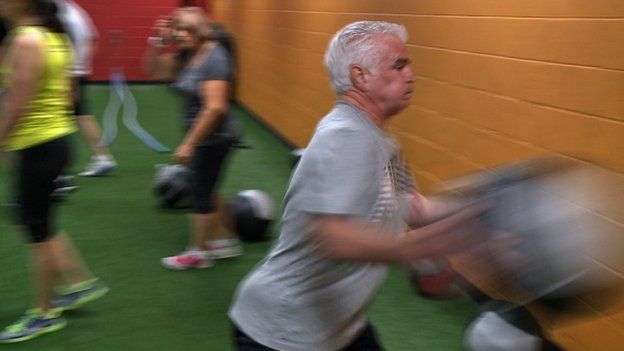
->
[214,1,624,349]
[214,0,624,187]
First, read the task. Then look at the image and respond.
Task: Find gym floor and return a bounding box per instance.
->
[0,84,477,350]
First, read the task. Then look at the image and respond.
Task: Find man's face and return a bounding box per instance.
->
[364,34,415,117]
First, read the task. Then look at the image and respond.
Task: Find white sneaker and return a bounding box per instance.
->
[161,250,213,270]
[79,155,117,177]
[206,238,243,259]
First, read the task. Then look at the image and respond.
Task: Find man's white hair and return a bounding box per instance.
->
[323,21,408,95]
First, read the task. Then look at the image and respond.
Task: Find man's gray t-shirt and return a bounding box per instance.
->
[230,101,414,351]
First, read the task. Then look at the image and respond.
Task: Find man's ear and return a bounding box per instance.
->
[350,64,368,92]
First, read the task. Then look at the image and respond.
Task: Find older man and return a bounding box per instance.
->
[229,21,484,351]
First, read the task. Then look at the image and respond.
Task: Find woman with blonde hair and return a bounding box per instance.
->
[0,0,108,343]
[145,7,242,269]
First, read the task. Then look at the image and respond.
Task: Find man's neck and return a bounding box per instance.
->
[340,90,391,129]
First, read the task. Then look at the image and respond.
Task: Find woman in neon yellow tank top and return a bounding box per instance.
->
[0,0,107,344]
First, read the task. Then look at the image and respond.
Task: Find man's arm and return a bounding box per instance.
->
[311,203,487,264]
[401,192,469,228]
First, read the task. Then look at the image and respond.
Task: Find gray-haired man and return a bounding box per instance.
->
[230,21,484,351]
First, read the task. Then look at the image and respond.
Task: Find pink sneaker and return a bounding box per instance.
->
[161,251,213,270]
[206,239,243,259]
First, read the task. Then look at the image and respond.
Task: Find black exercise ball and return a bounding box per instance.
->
[228,190,276,242]
[154,164,194,209]
[441,158,611,302]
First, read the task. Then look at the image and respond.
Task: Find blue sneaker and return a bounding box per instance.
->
[52,278,109,311]
[0,309,66,343]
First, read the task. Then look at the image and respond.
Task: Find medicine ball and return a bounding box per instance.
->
[154,164,194,209]
[408,258,461,300]
[441,157,610,301]
[228,190,275,242]
[465,300,543,351]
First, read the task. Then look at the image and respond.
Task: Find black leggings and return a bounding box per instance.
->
[190,142,231,214]
[73,77,89,116]
[15,136,71,243]
[233,323,384,351]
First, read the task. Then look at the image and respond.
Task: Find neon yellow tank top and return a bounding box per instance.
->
[2,26,77,151]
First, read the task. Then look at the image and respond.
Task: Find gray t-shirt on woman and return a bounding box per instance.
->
[229,101,413,351]
[171,44,238,145]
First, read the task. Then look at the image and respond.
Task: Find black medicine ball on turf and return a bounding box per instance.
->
[154,164,194,209]
[228,190,275,242]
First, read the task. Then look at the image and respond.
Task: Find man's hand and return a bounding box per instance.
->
[399,202,490,260]
[403,192,468,228]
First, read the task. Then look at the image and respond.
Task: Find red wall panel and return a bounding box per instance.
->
[74,0,215,81]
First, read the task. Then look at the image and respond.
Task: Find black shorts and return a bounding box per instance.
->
[233,322,384,351]
[190,141,232,214]
[15,136,71,243]
[73,77,88,116]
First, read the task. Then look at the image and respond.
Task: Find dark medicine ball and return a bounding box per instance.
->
[154,164,194,209]
[228,190,276,242]
[441,158,610,302]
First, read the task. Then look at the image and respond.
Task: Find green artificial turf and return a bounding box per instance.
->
[0,84,477,350]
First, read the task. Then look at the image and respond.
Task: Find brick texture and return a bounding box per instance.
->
[214,1,624,349]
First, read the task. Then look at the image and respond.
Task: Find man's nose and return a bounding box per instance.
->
[405,66,415,83]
